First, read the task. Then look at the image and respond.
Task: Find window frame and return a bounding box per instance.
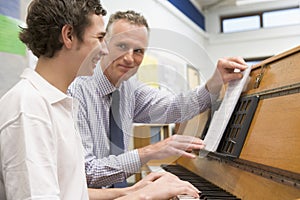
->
[220,6,299,33]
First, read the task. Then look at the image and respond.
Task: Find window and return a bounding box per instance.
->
[221,7,300,33]
[222,15,260,33]
[244,56,271,67]
[263,8,300,28]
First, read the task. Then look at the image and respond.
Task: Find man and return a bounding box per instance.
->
[69,10,248,188]
[0,1,200,200]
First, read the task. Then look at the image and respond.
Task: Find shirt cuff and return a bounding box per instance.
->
[118,149,142,177]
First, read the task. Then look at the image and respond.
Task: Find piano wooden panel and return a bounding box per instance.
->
[240,93,300,174]
[175,110,209,138]
[177,157,300,200]
[245,45,300,95]
[240,45,300,174]
[173,45,300,200]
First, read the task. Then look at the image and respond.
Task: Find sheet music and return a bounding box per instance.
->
[201,66,251,155]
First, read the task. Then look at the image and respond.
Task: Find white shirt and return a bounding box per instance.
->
[0,68,88,200]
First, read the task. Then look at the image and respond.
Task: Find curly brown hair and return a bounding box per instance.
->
[106,10,149,33]
[19,0,106,58]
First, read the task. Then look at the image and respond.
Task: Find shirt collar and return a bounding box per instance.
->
[21,68,71,104]
[93,66,117,97]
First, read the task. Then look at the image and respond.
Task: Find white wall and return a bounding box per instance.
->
[20,0,31,21]
[0,52,27,97]
[102,0,206,43]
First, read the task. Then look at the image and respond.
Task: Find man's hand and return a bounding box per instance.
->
[128,172,170,192]
[206,57,248,94]
[138,135,205,164]
[116,172,200,200]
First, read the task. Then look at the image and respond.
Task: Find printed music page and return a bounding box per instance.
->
[200,66,251,156]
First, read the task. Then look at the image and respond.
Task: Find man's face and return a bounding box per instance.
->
[75,14,108,76]
[101,19,149,86]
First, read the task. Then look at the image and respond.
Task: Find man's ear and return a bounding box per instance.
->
[61,24,73,49]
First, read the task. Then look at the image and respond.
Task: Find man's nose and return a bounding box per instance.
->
[123,49,134,64]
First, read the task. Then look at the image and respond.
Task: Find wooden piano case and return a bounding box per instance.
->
[175,45,300,199]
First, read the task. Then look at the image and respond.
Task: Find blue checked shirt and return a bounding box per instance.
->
[68,66,212,188]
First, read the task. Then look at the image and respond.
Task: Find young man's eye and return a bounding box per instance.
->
[97,32,106,42]
[98,36,104,42]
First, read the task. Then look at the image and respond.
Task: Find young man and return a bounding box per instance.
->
[0,1,199,199]
[68,10,248,188]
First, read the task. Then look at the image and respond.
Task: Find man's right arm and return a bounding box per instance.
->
[69,79,141,187]
[77,98,142,187]
[84,148,141,187]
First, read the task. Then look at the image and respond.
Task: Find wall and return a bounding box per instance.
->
[10,0,300,93]
[101,0,214,80]
[0,0,31,97]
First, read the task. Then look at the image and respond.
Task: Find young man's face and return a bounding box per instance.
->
[75,14,108,76]
[101,19,149,86]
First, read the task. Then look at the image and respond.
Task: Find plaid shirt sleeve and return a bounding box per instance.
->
[68,77,141,188]
[133,83,212,124]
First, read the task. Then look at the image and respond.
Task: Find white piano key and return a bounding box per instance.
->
[174,194,200,200]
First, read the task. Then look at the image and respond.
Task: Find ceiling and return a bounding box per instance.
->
[191,0,288,11]
[191,0,234,11]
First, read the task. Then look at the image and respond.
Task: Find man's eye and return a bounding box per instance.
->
[117,44,127,50]
[134,49,144,55]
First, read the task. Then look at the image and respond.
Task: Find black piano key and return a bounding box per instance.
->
[204,197,241,200]
[193,186,225,192]
[200,191,235,197]
[204,198,241,200]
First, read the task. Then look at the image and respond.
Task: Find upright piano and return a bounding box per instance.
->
[162,45,300,199]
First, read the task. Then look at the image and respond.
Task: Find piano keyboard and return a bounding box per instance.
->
[161,164,241,200]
